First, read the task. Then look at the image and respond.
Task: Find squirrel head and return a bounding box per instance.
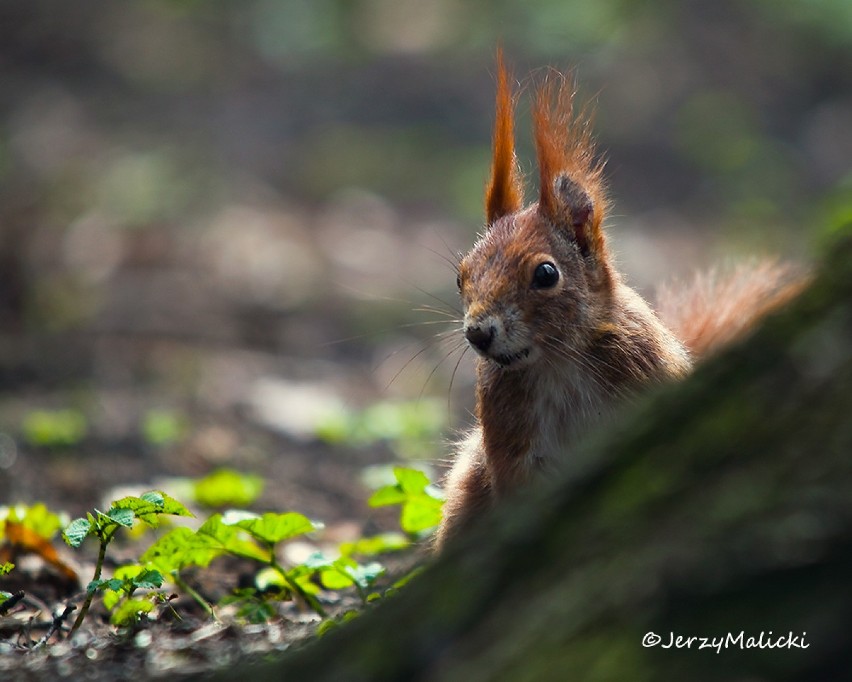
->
[457,53,615,370]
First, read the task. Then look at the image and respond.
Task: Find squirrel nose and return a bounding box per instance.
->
[465,324,495,352]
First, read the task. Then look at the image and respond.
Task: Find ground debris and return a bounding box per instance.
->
[0,611,314,681]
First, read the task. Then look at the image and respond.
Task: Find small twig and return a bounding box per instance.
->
[33,604,76,649]
[0,590,25,616]
[19,611,36,648]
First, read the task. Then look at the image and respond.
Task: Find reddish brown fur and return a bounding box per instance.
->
[657,261,809,358]
[485,49,524,225]
[435,57,805,550]
[533,73,607,257]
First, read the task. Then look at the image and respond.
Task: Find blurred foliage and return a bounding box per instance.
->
[141,409,187,447]
[22,410,88,448]
[0,0,849,334]
[315,399,447,458]
[191,469,265,509]
[0,502,67,541]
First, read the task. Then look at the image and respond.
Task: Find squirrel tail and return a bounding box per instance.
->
[656,260,809,359]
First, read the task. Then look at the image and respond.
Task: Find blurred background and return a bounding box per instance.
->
[1,0,851,522]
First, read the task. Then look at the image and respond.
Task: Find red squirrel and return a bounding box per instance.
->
[435,54,805,548]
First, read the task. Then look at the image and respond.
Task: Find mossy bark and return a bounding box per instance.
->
[208,226,852,682]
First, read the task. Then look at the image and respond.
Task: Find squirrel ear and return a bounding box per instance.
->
[485,49,524,225]
[533,73,608,260]
[552,174,596,257]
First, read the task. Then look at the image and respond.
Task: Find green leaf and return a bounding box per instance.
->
[110,598,154,626]
[339,532,410,557]
[103,507,136,528]
[62,517,93,547]
[367,467,435,507]
[133,568,165,590]
[142,491,167,508]
[141,524,236,572]
[365,467,444,535]
[220,588,280,623]
[103,589,121,611]
[343,561,385,589]
[88,578,124,595]
[319,567,354,590]
[305,554,385,592]
[193,469,264,508]
[99,566,165,610]
[224,512,318,545]
[394,467,430,494]
[235,597,276,624]
[255,566,287,591]
[109,491,193,529]
[367,486,408,507]
[141,528,199,573]
[143,514,271,573]
[0,562,14,576]
[150,491,192,517]
[400,496,443,534]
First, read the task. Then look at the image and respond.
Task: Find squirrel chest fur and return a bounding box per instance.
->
[435,54,802,548]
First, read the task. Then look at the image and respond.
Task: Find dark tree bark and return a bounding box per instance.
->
[208,225,852,682]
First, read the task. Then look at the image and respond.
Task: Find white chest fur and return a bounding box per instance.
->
[524,362,611,475]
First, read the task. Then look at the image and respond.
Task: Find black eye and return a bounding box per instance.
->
[532,262,559,289]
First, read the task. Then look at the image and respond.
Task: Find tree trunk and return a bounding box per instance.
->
[209,224,852,682]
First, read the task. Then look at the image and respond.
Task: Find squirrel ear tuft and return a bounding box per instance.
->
[485,49,524,225]
[533,73,608,260]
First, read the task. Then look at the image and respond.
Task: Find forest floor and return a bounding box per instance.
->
[0,206,452,680]
[0,336,435,680]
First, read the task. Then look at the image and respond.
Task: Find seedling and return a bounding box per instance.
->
[62,491,192,633]
[15,465,446,638]
[143,510,327,617]
[368,467,444,536]
[91,565,167,626]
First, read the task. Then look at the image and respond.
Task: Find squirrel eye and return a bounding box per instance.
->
[532,262,559,289]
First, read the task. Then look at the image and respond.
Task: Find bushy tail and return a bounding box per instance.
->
[656,260,808,359]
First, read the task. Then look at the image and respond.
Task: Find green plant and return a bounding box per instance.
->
[143,510,329,617]
[91,564,167,626]
[62,491,192,633]
[0,561,14,606]
[368,467,444,536]
[44,465,444,633]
